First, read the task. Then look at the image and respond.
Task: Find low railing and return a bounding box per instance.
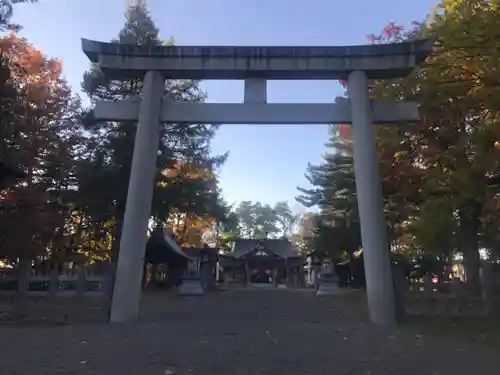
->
[0,268,112,296]
[0,271,106,297]
[0,263,116,323]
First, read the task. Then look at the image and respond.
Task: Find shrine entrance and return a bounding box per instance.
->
[82,38,432,325]
[219,238,305,287]
[244,246,286,286]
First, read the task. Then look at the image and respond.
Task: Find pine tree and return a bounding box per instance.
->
[296,125,361,256]
[0,0,37,31]
[118,0,159,45]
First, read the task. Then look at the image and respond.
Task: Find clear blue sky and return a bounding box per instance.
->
[13,0,435,212]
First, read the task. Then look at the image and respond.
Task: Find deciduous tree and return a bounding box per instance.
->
[357,0,500,288]
[0,33,81,263]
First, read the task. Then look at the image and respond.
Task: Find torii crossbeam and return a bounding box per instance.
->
[82,38,432,325]
[93,99,419,124]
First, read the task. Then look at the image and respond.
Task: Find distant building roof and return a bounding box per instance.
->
[229,238,300,259]
[145,231,190,265]
[162,232,190,258]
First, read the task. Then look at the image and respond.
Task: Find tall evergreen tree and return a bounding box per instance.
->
[77,1,226,260]
[296,124,361,256]
[118,0,159,45]
[0,0,37,31]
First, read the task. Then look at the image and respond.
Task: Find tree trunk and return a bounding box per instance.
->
[141,262,148,289]
[150,263,158,286]
[111,201,126,262]
[458,203,481,294]
[15,257,31,320]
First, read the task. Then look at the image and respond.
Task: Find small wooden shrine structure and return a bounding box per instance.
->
[218,238,305,287]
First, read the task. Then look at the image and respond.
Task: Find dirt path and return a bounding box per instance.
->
[0,288,498,374]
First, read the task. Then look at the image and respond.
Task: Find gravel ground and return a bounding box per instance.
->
[0,288,499,375]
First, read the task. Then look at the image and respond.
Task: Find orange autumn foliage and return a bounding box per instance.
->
[339,124,351,140]
[0,32,74,174]
[163,158,213,180]
[167,213,216,248]
[161,159,219,247]
[182,216,209,247]
[160,158,217,194]
[0,33,76,261]
[0,32,70,118]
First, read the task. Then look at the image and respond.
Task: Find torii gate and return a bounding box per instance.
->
[82,39,432,325]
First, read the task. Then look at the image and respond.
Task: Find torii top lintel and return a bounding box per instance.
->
[81,38,433,81]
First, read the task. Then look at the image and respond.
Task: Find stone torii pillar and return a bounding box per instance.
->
[82,38,432,325]
[101,90,411,324]
[348,71,395,325]
[109,70,164,323]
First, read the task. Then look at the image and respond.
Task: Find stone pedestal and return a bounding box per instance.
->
[178,276,204,296]
[200,262,215,291]
[316,272,343,297]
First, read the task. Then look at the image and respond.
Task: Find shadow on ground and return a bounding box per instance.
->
[0,288,498,374]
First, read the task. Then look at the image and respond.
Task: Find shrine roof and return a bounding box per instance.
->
[229,238,301,259]
[145,231,190,264]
